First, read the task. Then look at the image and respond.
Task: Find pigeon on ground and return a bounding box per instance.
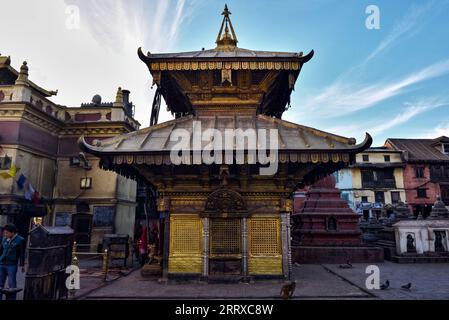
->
[380,280,390,290]
[401,283,412,290]
[339,260,353,269]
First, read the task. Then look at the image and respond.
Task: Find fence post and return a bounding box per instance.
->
[102,249,110,282]
[69,242,78,297]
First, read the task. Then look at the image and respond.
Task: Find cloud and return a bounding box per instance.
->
[300,59,449,118]
[0,0,200,128]
[327,98,449,140]
[425,123,449,138]
[369,99,449,135]
[364,1,437,64]
[65,0,192,53]
[295,1,449,121]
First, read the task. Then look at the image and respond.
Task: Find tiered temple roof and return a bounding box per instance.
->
[80,5,372,182]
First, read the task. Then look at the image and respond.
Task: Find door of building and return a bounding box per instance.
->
[72,213,92,250]
[209,218,242,277]
[434,231,447,252]
[375,191,385,204]
[441,185,449,205]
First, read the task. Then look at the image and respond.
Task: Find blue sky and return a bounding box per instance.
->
[1,0,449,146]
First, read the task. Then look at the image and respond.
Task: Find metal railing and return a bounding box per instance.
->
[71,242,110,282]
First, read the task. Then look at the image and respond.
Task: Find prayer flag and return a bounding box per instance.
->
[17,174,27,189]
[24,182,35,201]
[0,164,17,179]
[32,191,40,205]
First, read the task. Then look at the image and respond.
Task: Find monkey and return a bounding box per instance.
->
[280,281,297,300]
[147,244,162,265]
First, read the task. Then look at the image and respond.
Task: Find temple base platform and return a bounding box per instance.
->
[141,264,162,277]
[292,246,384,264]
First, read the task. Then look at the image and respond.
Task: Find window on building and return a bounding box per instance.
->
[80,177,93,190]
[417,188,427,198]
[361,170,374,184]
[442,186,449,205]
[375,191,385,204]
[391,191,401,204]
[362,154,370,162]
[432,165,443,178]
[443,143,449,154]
[415,167,425,179]
[363,210,370,220]
[361,196,369,203]
[0,156,12,170]
[383,169,394,180]
[384,155,391,162]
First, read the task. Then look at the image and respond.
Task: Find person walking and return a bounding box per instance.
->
[0,224,25,300]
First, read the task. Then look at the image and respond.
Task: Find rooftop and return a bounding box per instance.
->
[79,114,371,156]
[387,137,449,163]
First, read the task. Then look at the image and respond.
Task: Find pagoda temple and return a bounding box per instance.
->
[79,5,372,281]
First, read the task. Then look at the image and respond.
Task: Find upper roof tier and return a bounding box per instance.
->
[138,5,314,119]
[139,47,312,61]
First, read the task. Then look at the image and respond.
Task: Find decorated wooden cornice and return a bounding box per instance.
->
[140,59,308,72]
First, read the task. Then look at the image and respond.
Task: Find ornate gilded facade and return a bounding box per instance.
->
[80,6,371,280]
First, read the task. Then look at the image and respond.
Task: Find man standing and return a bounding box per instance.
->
[0,224,25,300]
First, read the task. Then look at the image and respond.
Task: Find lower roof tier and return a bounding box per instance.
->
[79,114,372,165]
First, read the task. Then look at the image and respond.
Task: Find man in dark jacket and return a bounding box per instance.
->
[0,224,25,300]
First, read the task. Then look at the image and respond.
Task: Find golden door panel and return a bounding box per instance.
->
[210,218,242,257]
[248,217,282,275]
[168,214,203,274]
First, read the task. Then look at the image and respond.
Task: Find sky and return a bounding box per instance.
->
[0,0,448,146]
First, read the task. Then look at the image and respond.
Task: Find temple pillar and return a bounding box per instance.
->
[242,217,249,279]
[159,195,170,281]
[161,212,170,281]
[281,212,292,280]
[202,217,210,279]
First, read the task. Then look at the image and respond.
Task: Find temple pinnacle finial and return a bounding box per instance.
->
[216,4,238,51]
[115,87,123,104]
[223,4,230,16]
[15,61,29,85]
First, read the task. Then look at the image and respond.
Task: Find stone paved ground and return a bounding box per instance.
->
[325,261,449,300]
[14,262,449,300]
[82,264,371,300]
[13,256,139,300]
[81,262,449,300]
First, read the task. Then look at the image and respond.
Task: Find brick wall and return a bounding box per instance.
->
[403,164,440,206]
[292,246,384,264]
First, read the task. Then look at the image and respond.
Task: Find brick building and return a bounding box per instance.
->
[386,137,449,218]
[0,54,141,248]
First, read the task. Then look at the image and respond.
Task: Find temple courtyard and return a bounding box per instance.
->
[68,262,449,300]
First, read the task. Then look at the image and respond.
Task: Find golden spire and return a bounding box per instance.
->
[215,4,238,51]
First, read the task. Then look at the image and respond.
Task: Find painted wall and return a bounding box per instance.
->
[394,222,449,254]
[336,150,406,211]
[403,164,440,206]
[335,169,355,209]
[0,147,55,200]
[115,174,137,237]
